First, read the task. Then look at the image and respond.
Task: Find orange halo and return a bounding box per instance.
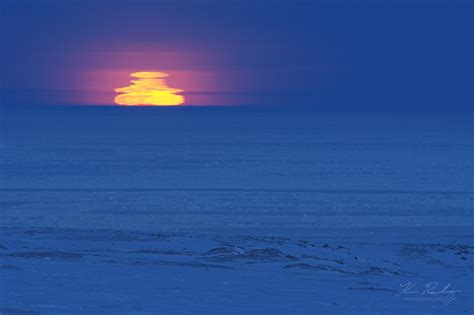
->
[114,71,185,106]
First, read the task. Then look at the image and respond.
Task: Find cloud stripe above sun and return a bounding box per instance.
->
[114,72,185,106]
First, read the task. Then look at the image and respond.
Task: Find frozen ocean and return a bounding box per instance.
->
[0,106,473,314]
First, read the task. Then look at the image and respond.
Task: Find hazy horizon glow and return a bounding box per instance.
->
[1,1,471,110]
[114,71,185,106]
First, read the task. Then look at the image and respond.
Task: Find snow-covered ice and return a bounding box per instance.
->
[0,107,472,314]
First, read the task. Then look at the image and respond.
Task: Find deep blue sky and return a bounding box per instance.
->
[1,0,472,110]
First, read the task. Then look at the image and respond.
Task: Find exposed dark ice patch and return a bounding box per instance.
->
[0,309,40,314]
[5,251,83,260]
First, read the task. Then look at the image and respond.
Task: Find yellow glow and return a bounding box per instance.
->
[114,71,184,106]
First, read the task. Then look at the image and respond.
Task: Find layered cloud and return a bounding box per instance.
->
[114,72,185,106]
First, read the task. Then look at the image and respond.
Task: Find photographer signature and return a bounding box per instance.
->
[397,281,462,297]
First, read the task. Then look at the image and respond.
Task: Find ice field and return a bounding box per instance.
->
[0,107,472,314]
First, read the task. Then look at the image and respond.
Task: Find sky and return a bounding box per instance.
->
[0,0,472,110]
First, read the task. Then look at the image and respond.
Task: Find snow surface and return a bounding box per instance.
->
[0,107,472,314]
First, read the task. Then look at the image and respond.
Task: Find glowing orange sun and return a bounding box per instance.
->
[114,71,185,106]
